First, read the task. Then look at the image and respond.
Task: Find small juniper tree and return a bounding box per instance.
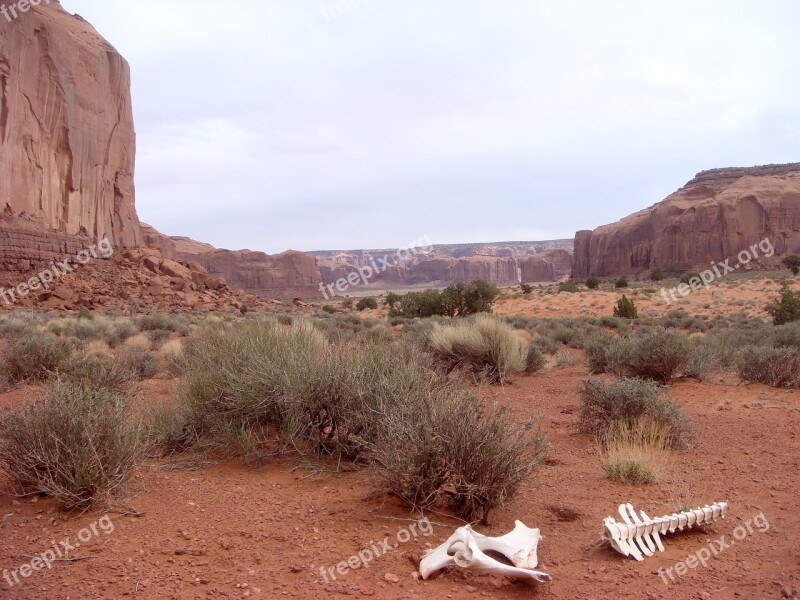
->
[586,277,601,289]
[766,284,800,325]
[614,295,638,319]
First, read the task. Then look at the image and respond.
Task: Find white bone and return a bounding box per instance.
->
[602,502,728,561]
[419,521,550,582]
[451,532,551,583]
[418,528,471,579]
[466,520,543,569]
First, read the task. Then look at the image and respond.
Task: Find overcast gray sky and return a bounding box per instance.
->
[63,0,800,254]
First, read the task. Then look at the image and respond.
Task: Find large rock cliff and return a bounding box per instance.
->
[0,1,141,271]
[572,163,800,278]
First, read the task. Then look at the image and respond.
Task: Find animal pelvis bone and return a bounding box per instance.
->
[602,502,728,561]
[419,520,551,582]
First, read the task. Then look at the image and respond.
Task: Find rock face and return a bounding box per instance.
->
[572,163,800,278]
[521,249,574,282]
[313,241,576,288]
[0,1,141,271]
[141,224,323,299]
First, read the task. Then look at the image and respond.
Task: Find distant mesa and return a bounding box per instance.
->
[572,162,800,279]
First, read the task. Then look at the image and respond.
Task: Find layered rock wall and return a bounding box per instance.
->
[572,163,800,278]
[0,1,141,269]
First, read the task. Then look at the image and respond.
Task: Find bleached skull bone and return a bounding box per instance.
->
[602,502,728,561]
[419,520,550,582]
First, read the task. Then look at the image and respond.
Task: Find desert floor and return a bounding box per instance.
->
[1,370,797,599]
[1,277,799,599]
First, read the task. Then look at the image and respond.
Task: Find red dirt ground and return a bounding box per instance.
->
[1,358,798,599]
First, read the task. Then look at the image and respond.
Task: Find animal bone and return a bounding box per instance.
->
[419,520,550,582]
[602,502,728,561]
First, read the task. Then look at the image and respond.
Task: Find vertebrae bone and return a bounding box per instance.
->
[602,502,728,561]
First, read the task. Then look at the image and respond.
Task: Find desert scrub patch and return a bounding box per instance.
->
[428,314,527,383]
[0,333,72,386]
[136,313,190,335]
[736,345,800,388]
[0,379,142,509]
[578,377,689,449]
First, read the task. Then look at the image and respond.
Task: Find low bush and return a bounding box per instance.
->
[624,329,688,383]
[0,380,142,509]
[373,390,548,523]
[0,334,72,385]
[558,281,580,293]
[525,342,547,373]
[578,378,689,448]
[736,345,800,388]
[615,276,629,289]
[649,268,665,282]
[59,354,137,394]
[428,315,527,383]
[137,313,189,334]
[115,346,162,380]
[356,297,378,311]
[585,277,601,290]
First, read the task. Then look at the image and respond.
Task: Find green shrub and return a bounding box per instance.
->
[0,334,72,385]
[558,281,580,293]
[586,277,601,290]
[649,268,665,282]
[614,295,638,319]
[578,378,689,448]
[390,281,500,318]
[615,276,629,288]
[520,284,533,294]
[680,272,702,286]
[766,284,800,325]
[782,255,800,276]
[0,380,142,509]
[736,346,800,388]
[428,315,526,383]
[356,297,378,311]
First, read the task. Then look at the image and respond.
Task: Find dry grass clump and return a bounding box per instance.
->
[601,418,672,485]
[736,346,800,388]
[428,315,527,383]
[124,333,152,351]
[578,377,690,449]
[0,379,142,509]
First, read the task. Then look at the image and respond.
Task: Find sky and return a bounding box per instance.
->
[62,0,800,254]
